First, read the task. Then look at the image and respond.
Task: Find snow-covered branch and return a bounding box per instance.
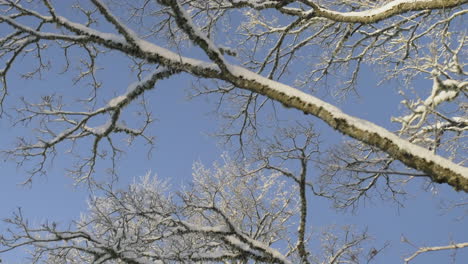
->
[404,242,468,263]
[303,0,468,24]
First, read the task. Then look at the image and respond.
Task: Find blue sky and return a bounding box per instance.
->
[0,2,467,263]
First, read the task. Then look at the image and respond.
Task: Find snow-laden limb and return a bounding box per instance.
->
[219,65,468,191]
[302,0,468,23]
[404,242,468,263]
[188,0,466,21]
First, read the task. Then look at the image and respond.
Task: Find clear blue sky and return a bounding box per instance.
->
[0,2,467,263]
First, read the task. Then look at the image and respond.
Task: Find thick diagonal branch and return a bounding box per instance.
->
[301,0,468,24]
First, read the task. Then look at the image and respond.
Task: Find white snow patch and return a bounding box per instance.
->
[87,121,111,134]
[431,90,458,105]
[107,95,126,108]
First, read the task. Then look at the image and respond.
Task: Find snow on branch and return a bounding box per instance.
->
[219,65,468,191]
[302,0,467,24]
[404,242,468,263]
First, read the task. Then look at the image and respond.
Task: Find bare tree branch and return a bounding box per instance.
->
[404,242,468,263]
